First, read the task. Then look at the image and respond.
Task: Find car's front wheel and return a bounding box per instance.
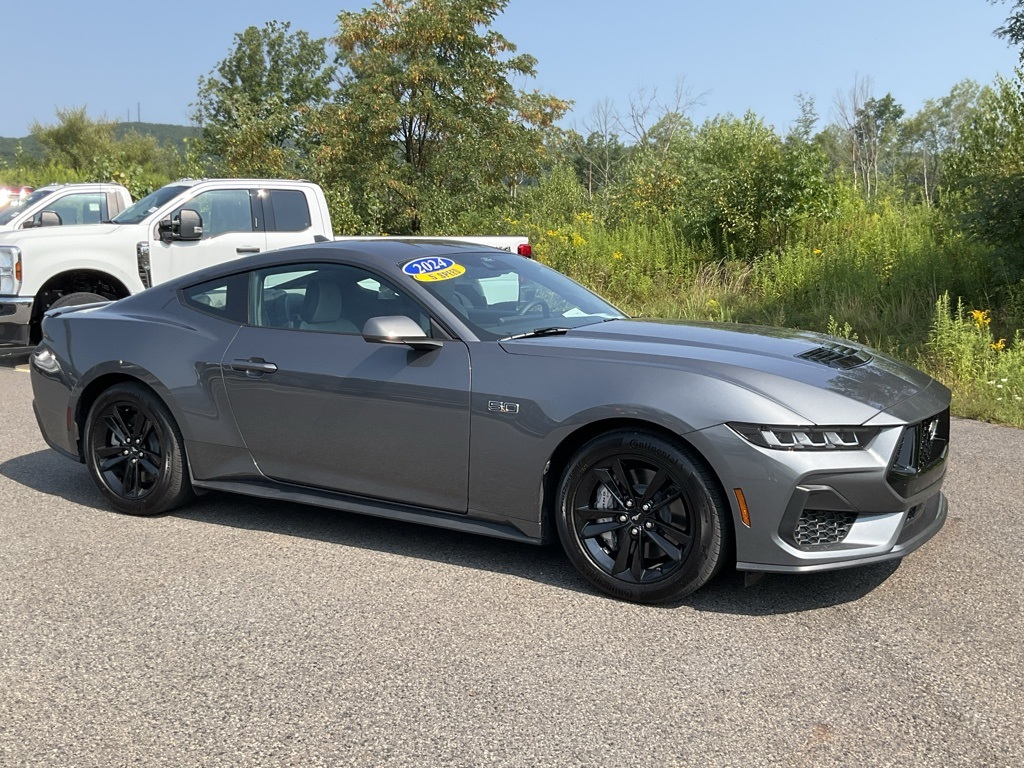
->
[84,383,194,516]
[556,429,730,603]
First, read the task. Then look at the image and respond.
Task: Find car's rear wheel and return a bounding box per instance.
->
[84,383,194,516]
[556,429,729,603]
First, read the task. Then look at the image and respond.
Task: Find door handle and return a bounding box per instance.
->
[230,358,278,375]
[236,246,261,254]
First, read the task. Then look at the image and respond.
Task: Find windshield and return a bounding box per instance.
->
[0,189,52,225]
[112,184,191,225]
[403,251,626,340]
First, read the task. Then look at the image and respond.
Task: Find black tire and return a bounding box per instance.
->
[83,383,194,516]
[49,292,108,310]
[556,429,729,603]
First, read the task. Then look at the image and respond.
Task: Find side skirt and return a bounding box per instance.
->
[192,477,542,545]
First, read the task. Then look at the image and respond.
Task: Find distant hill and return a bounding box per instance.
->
[0,122,200,164]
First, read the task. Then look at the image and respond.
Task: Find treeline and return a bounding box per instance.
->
[1,0,1022,423]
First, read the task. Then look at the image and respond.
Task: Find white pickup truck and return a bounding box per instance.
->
[0,183,132,231]
[0,178,528,352]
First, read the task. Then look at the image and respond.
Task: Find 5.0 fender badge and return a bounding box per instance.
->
[488,401,520,414]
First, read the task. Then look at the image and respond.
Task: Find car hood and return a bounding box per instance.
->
[0,222,127,244]
[499,319,939,425]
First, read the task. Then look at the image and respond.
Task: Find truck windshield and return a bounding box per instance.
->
[0,189,53,225]
[112,185,191,225]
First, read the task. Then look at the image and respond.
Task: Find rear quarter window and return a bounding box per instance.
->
[181,273,248,323]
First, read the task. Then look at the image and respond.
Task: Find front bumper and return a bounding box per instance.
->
[689,400,950,575]
[0,296,34,347]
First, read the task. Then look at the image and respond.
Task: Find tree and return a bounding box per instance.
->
[193,21,335,174]
[311,0,569,234]
[30,107,117,173]
[897,80,982,205]
[992,0,1024,61]
[563,100,629,200]
[834,80,905,200]
[944,72,1024,272]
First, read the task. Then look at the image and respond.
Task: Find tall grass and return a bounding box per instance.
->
[502,182,1022,426]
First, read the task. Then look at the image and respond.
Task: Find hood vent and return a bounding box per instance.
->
[797,343,872,369]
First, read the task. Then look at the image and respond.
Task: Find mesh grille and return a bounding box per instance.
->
[797,343,872,369]
[887,407,950,496]
[794,510,857,549]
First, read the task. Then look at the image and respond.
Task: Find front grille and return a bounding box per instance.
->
[887,407,950,497]
[797,343,872,369]
[794,510,857,549]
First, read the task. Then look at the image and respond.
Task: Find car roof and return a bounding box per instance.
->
[149,239,513,296]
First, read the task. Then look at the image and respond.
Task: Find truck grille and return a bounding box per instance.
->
[794,510,857,549]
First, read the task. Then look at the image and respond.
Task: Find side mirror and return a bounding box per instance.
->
[176,209,203,240]
[39,210,63,227]
[363,315,442,351]
[158,209,204,242]
[24,210,63,228]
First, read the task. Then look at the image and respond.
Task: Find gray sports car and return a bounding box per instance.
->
[30,241,949,602]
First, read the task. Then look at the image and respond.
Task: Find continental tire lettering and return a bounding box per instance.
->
[628,439,674,461]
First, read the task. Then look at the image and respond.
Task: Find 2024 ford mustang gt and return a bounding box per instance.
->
[30,241,950,602]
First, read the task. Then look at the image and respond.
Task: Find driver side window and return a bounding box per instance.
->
[174,189,253,238]
[252,263,432,336]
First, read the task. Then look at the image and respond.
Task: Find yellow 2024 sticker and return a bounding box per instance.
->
[402,256,466,282]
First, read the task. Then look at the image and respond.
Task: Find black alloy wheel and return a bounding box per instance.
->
[84,383,194,516]
[556,429,729,603]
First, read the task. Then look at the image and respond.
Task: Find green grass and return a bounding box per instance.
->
[502,187,1023,427]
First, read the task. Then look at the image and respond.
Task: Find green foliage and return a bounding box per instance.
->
[317,0,569,233]
[597,112,832,260]
[944,72,1024,277]
[30,107,117,173]
[9,108,180,197]
[193,21,335,176]
[924,293,1024,426]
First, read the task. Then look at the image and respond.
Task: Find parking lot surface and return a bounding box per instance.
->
[1,360,1022,767]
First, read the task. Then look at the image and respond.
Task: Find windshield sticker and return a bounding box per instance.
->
[402,256,465,282]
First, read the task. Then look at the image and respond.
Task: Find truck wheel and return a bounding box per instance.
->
[48,292,108,310]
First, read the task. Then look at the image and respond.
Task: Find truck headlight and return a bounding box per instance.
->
[0,245,22,294]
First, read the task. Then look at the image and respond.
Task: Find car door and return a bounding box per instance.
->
[220,262,472,513]
[150,188,268,284]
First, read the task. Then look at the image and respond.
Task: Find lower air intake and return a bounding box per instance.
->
[794,510,857,549]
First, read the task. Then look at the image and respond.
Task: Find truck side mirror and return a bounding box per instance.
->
[176,209,203,240]
[39,210,63,227]
[158,209,204,242]
[23,210,63,229]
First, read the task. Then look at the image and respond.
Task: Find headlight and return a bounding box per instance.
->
[0,245,21,294]
[728,423,879,450]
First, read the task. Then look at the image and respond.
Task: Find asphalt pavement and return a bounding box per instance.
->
[1,359,1021,767]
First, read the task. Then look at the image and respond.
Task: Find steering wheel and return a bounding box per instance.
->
[517,299,551,317]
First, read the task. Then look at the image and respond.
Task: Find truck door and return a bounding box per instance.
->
[149,188,267,284]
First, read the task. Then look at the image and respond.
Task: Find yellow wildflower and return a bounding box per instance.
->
[546,229,559,238]
[812,248,823,255]
[571,233,587,247]
[970,309,991,329]
[612,251,623,260]
[991,338,1006,351]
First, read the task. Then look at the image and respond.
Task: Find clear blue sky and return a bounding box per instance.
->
[1,0,1015,138]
